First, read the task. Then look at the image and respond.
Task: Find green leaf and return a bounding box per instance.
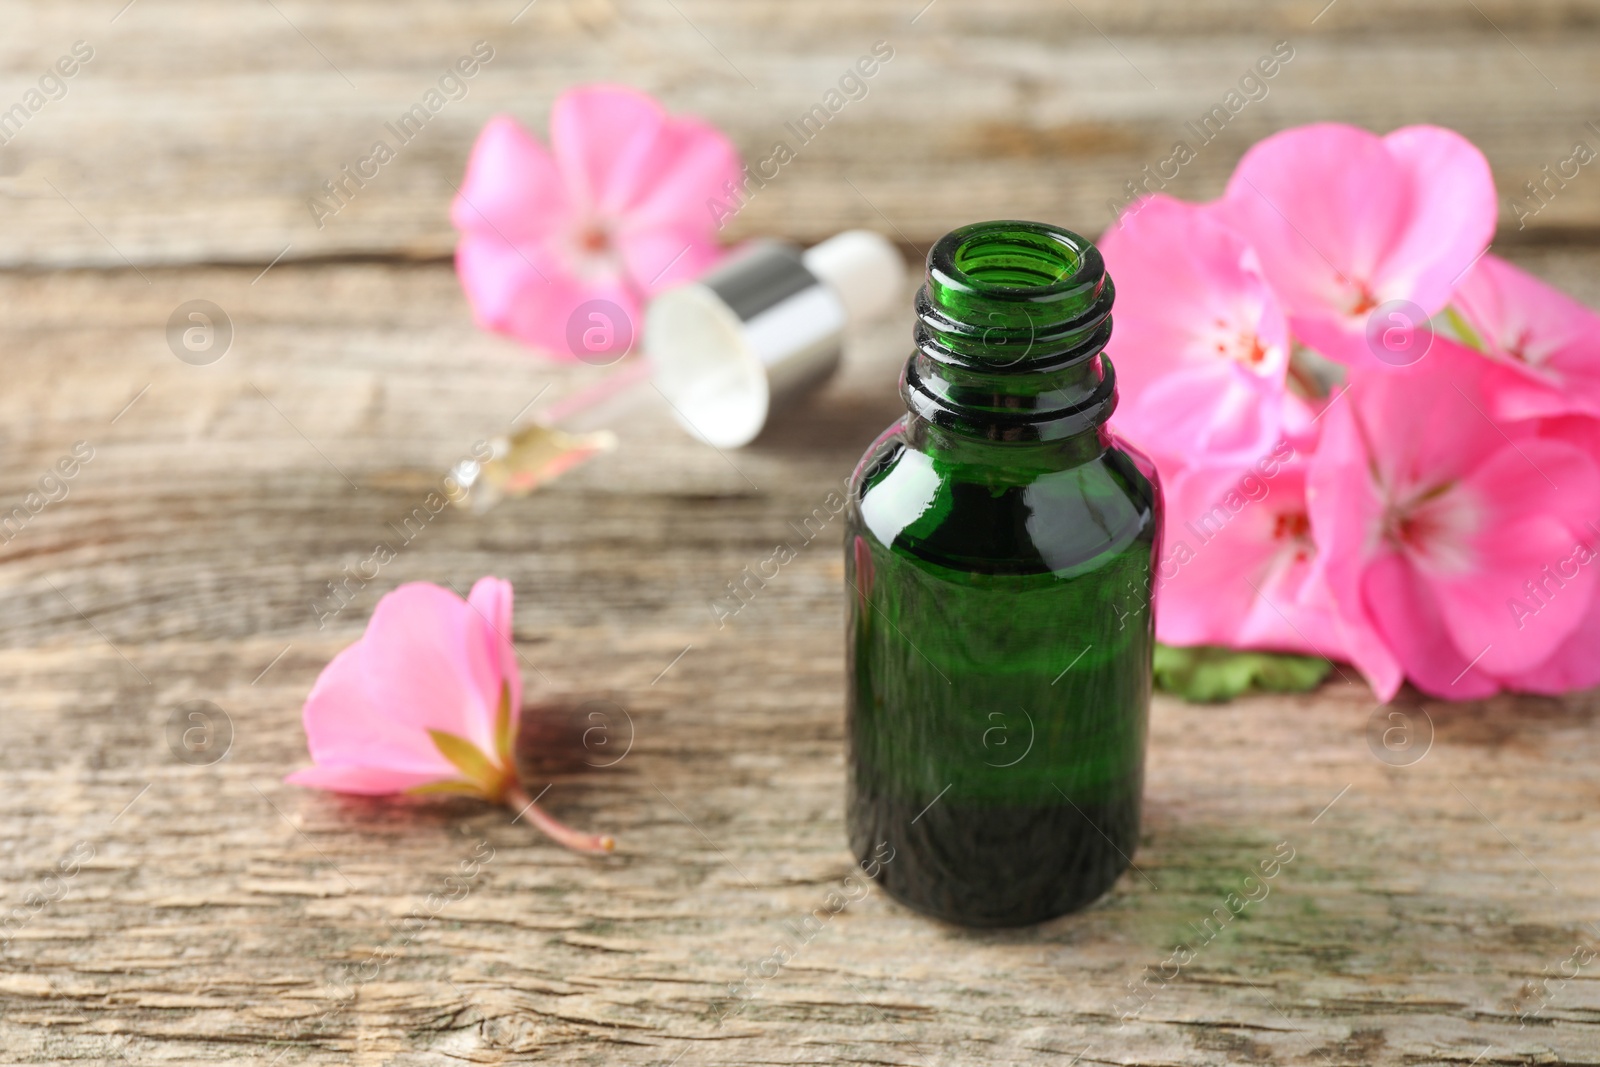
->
[427,729,499,792]
[1153,644,1332,703]
[494,682,515,765]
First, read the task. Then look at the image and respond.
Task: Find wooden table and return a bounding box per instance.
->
[4,1,1600,1063]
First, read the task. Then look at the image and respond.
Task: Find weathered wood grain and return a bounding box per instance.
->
[3,0,1600,267]
[2,257,1600,1065]
[6,1,1600,1059]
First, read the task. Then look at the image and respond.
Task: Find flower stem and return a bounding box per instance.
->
[504,782,615,855]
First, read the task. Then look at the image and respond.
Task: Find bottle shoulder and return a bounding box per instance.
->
[850,419,1162,577]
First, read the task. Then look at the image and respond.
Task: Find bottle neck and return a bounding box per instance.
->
[900,221,1118,443]
[907,415,1110,472]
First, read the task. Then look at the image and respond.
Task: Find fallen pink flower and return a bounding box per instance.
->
[287,577,613,854]
[452,84,740,359]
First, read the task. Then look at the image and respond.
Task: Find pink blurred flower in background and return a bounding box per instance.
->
[1099,194,1300,470]
[1219,123,1497,369]
[288,577,613,854]
[452,84,740,359]
[1307,348,1600,700]
[1449,253,1600,420]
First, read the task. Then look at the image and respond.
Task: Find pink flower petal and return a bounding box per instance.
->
[300,643,455,774]
[1429,442,1600,675]
[613,226,725,296]
[1379,126,1500,312]
[1358,551,1500,700]
[1304,415,1406,700]
[1155,456,1346,659]
[1506,586,1600,695]
[1451,253,1600,419]
[550,84,673,219]
[1224,125,1408,318]
[1099,194,1290,469]
[357,582,503,758]
[1222,123,1495,366]
[1154,467,1266,647]
[454,235,637,358]
[1344,347,1504,493]
[1120,364,1284,471]
[616,113,741,235]
[467,575,522,735]
[452,114,569,244]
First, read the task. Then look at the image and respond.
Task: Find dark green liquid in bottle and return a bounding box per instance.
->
[845,220,1162,927]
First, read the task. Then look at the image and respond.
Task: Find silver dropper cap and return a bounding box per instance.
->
[645,230,905,448]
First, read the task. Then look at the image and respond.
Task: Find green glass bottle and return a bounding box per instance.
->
[845,220,1161,927]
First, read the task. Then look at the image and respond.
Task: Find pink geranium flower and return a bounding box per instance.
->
[287,577,613,854]
[1220,123,1496,369]
[1448,253,1600,420]
[1501,415,1600,695]
[451,84,740,359]
[1099,194,1297,470]
[1307,345,1600,700]
[1155,444,1351,662]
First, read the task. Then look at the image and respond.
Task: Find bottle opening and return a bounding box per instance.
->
[949,228,1082,293]
[924,221,1106,340]
[929,221,1096,304]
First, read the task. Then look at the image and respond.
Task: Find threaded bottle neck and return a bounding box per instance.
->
[902,221,1117,442]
